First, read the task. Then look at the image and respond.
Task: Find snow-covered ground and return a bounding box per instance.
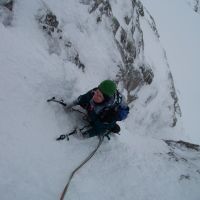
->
[0,0,200,200]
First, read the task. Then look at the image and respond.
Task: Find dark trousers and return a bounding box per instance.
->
[83,121,120,138]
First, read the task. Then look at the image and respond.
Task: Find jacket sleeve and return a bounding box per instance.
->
[75,88,95,109]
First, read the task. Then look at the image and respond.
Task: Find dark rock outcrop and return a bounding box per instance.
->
[0,0,14,26]
[88,0,154,103]
[163,139,200,181]
[36,7,85,72]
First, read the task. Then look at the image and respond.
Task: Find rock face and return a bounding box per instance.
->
[186,0,200,13]
[85,0,180,127]
[0,0,14,26]
[88,0,154,103]
[36,5,85,72]
[194,0,200,12]
[0,0,13,11]
[34,0,181,128]
[164,140,200,181]
[0,0,180,129]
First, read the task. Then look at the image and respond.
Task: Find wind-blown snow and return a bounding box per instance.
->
[0,0,200,200]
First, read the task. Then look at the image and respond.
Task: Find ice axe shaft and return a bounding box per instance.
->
[47,97,67,106]
[56,129,77,141]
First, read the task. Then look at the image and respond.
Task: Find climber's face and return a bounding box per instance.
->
[93,89,105,103]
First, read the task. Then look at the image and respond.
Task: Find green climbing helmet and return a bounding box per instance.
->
[98,80,117,97]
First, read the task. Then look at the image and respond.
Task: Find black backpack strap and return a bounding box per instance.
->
[115,90,122,106]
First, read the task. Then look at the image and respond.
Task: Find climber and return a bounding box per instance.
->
[66,80,129,138]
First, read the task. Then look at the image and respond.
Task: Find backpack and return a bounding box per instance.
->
[115,91,129,121]
[116,104,129,121]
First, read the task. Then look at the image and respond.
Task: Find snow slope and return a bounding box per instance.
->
[141,0,200,144]
[0,0,200,200]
